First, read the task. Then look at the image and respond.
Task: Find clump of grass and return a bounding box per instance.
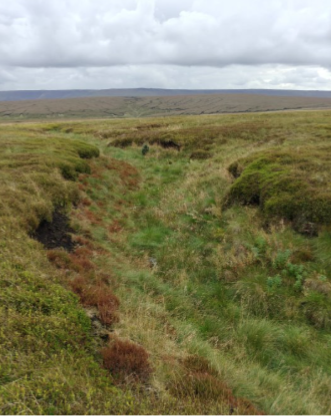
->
[58,159,90,180]
[302,290,331,330]
[0,134,99,231]
[226,146,331,230]
[101,338,152,381]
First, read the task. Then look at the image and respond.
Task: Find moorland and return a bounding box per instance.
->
[1,109,331,415]
[1,93,331,120]
[2,87,331,102]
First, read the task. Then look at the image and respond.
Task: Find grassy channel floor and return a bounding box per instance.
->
[1,110,331,414]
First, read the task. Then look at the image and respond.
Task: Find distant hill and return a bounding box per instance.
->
[1,88,331,102]
[1,93,331,120]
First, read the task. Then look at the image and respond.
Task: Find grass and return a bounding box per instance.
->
[1,110,331,414]
[226,146,331,229]
[0,130,143,414]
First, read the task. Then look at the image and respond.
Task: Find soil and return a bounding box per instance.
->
[32,209,76,251]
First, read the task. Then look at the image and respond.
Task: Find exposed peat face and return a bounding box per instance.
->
[32,209,76,251]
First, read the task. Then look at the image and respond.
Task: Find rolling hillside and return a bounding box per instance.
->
[1,93,331,120]
[1,88,331,102]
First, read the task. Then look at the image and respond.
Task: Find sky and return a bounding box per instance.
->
[1,0,331,91]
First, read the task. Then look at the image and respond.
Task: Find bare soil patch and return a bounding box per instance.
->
[32,209,76,251]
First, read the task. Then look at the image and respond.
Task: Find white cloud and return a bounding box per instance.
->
[0,0,331,89]
[1,64,331,91]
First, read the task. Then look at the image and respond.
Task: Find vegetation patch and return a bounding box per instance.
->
[226,146,331,232]
[108,121,268,153]
[70,276,120,326]
[102,338,152,382]
[0,132,100,231]
[167,355,264,415]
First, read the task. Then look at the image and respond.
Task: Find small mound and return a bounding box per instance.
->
[225,146,331,232]
[32,210,76,251]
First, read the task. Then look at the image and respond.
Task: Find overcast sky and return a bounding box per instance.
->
[1,0,331,90]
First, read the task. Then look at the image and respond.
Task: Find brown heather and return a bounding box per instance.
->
[102,338,152,381]
[70,276,120,326]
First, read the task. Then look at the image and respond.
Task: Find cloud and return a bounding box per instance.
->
[0,0,331,89]
[1,0,331,68]
[1,64,331,91]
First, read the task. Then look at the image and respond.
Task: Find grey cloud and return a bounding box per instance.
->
[1,0,331,68]
[1,0,331,90]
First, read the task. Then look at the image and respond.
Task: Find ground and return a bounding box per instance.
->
[1,110,331,415]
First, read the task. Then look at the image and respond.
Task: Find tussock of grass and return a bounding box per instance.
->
[227,146,331,229]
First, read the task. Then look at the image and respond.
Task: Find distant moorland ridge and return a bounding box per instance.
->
[1,93,331,120]
[1,88,331,102]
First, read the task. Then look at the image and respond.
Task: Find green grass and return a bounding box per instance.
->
[1,110,331,414]
[0,130,143,414]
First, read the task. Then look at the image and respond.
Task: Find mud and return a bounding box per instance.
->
[32,209,76,251]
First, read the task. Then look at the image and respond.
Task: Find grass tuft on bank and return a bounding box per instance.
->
[227,146,331,231]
